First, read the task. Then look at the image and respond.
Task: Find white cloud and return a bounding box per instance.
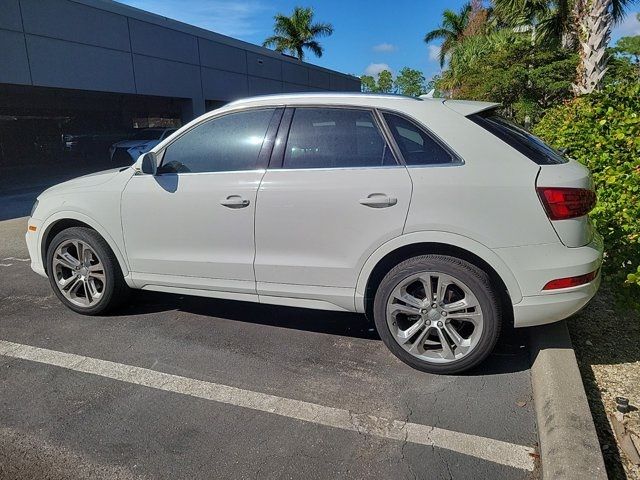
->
[364,63,392,76]
[612,12,640,39]
[373,43,397,53]
[120,0,270,38]
[427,44,441,62]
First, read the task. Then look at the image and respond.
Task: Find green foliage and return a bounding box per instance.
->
[533,83,640,293]
[608,36,640,86]
[394,68,427,97]
[605,51,640,85]
[437,32,577,123]
[263,7,333,61]
[360,75,376,93]
[360,70,395,93]
[614,35,640,63]
[377,70,394,93]
[361,68,427,96]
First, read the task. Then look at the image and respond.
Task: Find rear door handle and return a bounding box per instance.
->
[359,193,397,208]
[220,195,250,208]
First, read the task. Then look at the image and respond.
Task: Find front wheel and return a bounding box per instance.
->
[373,255,501,374]
[46,227,129,315]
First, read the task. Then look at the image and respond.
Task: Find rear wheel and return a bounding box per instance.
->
[46,227,129,315]
[373,255,501,374]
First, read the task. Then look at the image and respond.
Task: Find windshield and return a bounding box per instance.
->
[131,129,165,141]
[469,111,567,165]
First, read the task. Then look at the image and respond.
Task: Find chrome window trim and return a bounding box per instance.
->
[268,165,405,173]
[151,169,267,178]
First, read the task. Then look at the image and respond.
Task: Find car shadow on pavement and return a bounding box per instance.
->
[111,290,532,376]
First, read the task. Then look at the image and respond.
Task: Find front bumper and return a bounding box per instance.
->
[25,218,47,278]
[496,233,604,328]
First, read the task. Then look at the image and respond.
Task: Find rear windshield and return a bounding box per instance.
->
[469,111,567,165]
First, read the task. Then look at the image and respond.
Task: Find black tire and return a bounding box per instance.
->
[373,255,501,374]
[46,227,130,315]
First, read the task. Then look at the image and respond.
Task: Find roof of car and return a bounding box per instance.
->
[228,92,425,105]
[224,92,500,116]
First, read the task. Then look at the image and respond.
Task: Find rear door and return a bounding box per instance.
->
[254,106,412,296]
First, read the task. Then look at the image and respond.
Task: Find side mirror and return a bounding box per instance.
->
[139,151,157,175]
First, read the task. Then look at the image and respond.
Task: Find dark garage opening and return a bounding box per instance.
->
[0,84,185,194]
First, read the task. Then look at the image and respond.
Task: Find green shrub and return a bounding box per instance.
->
[534,83,640,293]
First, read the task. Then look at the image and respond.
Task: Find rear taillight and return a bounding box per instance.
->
[542,269,599,290]
[536,187,596,220]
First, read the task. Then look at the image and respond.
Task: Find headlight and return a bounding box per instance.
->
[30,200,39,218]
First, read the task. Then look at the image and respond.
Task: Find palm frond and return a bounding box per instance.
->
[424,28,455,43]
[611,0,636,23]
[309,22,334,37]
[305,41,323,58]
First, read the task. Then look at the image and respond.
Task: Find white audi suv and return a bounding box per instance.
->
[26,93,602,373]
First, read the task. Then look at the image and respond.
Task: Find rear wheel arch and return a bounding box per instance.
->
[359,236,520,324]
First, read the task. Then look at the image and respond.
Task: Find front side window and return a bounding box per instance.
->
[283,108,396,169]
[383,113,455,166]
[159,109,275,173]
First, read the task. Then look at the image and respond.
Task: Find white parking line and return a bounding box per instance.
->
[0,339,535,471]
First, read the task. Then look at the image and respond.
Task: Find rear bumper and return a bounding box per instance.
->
[512,271,600,327]
[496,233,603,327]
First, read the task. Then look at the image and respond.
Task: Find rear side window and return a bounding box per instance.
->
[283,108,396,169]
[469,111,567,165]
[159,109,274,173]
[383,113,455,166]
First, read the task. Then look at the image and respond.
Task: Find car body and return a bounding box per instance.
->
[27,93,602,373]
[109,128,177,165]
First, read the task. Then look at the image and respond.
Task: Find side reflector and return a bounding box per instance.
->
[543,270,598,290]
[28,225,37,232]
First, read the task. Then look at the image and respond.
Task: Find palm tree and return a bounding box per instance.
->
[262,7,333,61]
[573,0,638,94]
[492,0,637,93]
[492,0,574,47]
[424,3,473,67]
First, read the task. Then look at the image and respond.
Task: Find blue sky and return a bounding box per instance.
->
[118,0,640,81]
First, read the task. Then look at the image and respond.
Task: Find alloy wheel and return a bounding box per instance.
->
[52,239,106,307]
[386,272,484,364]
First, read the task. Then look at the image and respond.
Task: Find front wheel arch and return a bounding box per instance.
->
[40,213,130,278]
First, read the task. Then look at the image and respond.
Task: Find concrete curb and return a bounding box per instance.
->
[529,320,607,480]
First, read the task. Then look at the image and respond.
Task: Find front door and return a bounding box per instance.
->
[122,108,280,294]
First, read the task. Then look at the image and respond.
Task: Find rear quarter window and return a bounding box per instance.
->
[469,111,568,165]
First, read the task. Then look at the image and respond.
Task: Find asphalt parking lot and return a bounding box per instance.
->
[0,211,539,479]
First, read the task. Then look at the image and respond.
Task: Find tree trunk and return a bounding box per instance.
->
[573,0,613,95]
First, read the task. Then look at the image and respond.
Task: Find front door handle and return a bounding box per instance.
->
[220,195,250,208]
[359,193,397,208]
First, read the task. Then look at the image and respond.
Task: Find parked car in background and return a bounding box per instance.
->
[26,93,602,374]
[109,128,177,165]
[62,131,132,160]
